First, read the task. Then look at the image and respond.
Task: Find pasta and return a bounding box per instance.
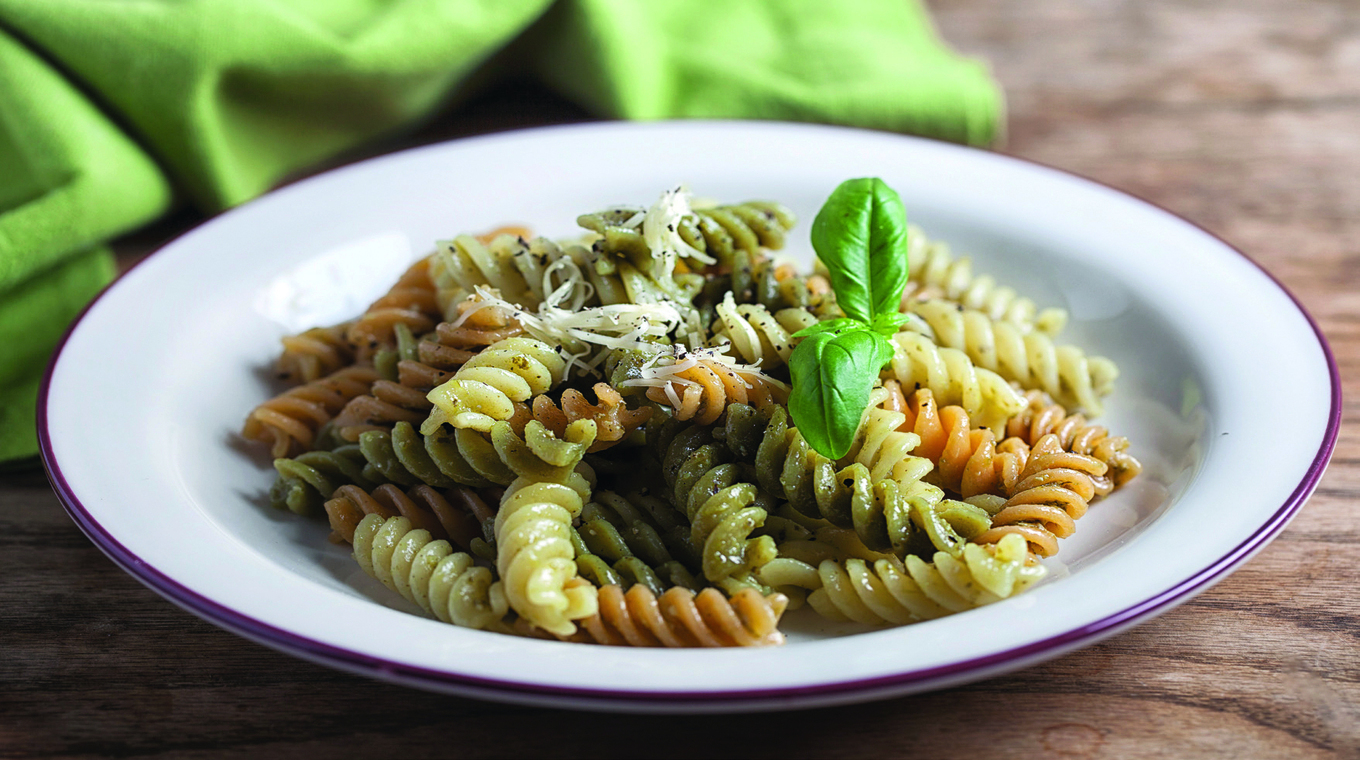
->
[244,366,380,458]
[882,330,1025,434]
[969,435,1107,557]
[900,225,1067,334]
[525,383,653,453]
[493,419,599,636]
[352,513,511,631]
[574,584,789,647]
[347,257,442,364]
[333,310,524,441]
[324,482,488,553]
[275,323,354,385]
[638,349,789,425]
[659,424,778,584]
[906,298,1118,416]
[243,185,1141,647]
[765,534,1045,625]
[722,398,985,557]
[572,491,703,593]
[1005,389,1143,493]
[423,336,567,434]
[270,445,376,515]
[709,294,819,370]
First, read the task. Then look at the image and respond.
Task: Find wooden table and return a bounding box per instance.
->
[4,1,1356,756]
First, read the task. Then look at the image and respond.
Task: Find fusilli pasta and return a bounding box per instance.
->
[423,337,567,433]
[244,185,1141,648]
[575,584,789,647]
[900,226,1068,334]
[352,514,512,631]
[906,299,1118,415]
[244,366,380,458]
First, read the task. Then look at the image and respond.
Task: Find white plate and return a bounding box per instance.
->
[41,121,1339,713]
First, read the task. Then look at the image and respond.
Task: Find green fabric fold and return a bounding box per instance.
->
[0,0,1001,463]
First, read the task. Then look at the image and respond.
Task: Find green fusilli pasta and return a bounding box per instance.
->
[270,445,378,515]
[657,423,778,586]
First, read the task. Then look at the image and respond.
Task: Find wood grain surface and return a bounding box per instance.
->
[4,1,1357,757]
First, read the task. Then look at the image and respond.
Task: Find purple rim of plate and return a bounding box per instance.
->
[37,123,1342,706]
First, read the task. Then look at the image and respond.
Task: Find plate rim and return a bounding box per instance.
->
[38,120,1342,707]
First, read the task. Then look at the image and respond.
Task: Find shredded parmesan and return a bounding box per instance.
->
[619,343,789,394]
[643,186,716,272]
[460,286,680,376]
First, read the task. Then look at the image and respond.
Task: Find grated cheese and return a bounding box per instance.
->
[619,343,789,394]
[643,186,716,274]
[459,286,681,376]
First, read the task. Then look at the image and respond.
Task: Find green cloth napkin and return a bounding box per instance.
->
[0,0,1001,463]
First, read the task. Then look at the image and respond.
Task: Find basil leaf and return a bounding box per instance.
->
[810,178,910,324]
[870,311,911,337]
[788,327,889,459]
[790,317,862,340]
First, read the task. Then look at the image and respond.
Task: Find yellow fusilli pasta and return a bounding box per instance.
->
[883,330,1025,434]
[709,293,819,370]
[423,336,567,434]
[352,513,512,631]
[901,226,1068,334]
[765,534,1046,625]
[907,299,1118,416]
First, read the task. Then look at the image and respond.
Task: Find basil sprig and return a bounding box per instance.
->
[787,178,910,459]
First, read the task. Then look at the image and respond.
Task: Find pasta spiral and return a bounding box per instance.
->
[882,330,1025,434]
[352,514,511,631]
[970,435,1107,557]
[353,418,497,489]
[574,197,804,314]
[906,299,1118,416]
[334,312,525,441]
[324,482,489,553]
[423,337,567,434]
[709,293,819,370]
[902,226,1067,334]
[269,445,377,515]
[432,232,586,315]
[644,355,787,425]
[496,476,599,636]
[682,201,798,262]
[493,419,600,636]
[699,252,815,316]
[574,584,789,647]
[763,533,1046,625]
[346,258,442,364]
[571,495,704,598]
[525,383,653,453]
[1005,390,1143,494]
[660,425,778,584]
[882,384,1031,499]
[581,199,796,267]
[275,323,354,385]
[726,400,985,557]
[244,365,380,458]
